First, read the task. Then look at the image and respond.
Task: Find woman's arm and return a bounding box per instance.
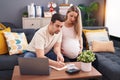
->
[79,36,83,52]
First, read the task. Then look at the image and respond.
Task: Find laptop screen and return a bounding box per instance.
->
[18,57,49,75]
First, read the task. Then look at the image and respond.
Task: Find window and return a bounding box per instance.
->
[105,0,120,37]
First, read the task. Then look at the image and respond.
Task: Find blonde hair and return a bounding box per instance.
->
[66,5,83,39]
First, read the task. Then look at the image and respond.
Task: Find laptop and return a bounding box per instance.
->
[18,57,50,75]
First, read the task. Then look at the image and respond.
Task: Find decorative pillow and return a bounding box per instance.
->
[3,32,28,55]
[0,23,7,29]
[0,27,11,54]
[83,29,109,49]
[91,40,115,53]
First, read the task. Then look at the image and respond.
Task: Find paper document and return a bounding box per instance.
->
[49,63,78,71]
[49,65,67,71]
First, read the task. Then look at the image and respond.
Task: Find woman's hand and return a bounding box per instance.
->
[57,53,64,62]
[52,61,65,68]
[61,48,65,54]
[49,57,65,68]
[80,45,83,52]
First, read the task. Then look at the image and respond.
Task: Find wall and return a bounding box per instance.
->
[0,0,104,28]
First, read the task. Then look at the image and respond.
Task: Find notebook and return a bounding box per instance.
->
[18,57,49,75]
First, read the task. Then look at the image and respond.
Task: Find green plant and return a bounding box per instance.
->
[77,50,96,63]
[22,12,28,17]
[78,2,99,26]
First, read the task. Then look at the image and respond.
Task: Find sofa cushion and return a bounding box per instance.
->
[91,40,115,53]
[0,54,24,70]
[82,26,109,48]
[83,29,109,49]
[0,70,13,80]
[0,27,11,55]
[94,47,120,80]
[4,32,28,55]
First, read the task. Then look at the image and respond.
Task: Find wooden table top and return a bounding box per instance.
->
[12,62,102,80]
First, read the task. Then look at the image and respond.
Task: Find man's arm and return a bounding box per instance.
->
[53,42,64,62]
[35,49,65,68]
[35,49,45,58]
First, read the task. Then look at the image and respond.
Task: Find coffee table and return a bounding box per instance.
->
[12,62,102,80]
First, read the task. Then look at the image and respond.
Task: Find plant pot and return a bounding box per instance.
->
[80,62,92,72]
[23,15,28,17]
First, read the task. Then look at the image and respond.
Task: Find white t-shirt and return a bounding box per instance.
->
[62,25,80,59]
[26,25,62,54]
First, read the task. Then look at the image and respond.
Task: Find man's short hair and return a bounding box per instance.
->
[51,13,65,23]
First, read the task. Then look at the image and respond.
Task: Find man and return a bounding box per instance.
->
[24,13,65,68]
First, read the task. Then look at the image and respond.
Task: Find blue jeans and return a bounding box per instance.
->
[24,49,57,61]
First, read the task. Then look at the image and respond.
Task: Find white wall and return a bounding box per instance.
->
[105,0,120,37]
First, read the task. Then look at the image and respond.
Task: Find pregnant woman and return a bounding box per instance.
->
[62,5,83,62]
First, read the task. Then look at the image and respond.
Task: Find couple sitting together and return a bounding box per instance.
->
[24,5,83,68]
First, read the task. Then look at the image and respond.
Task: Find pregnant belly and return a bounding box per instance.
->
[62,39,80,59]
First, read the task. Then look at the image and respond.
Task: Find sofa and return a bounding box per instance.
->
[0,22,120,80]
[83,27,120,80]
[0,22,36,80]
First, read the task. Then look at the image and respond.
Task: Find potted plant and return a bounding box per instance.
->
[22,12,28,17]
[77,50,96,72]
[78,2,99,26]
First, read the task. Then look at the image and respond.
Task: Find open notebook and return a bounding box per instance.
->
[50,63,78,71]
[50,65,67,71]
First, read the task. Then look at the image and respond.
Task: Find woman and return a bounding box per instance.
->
[62,5,83,62]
